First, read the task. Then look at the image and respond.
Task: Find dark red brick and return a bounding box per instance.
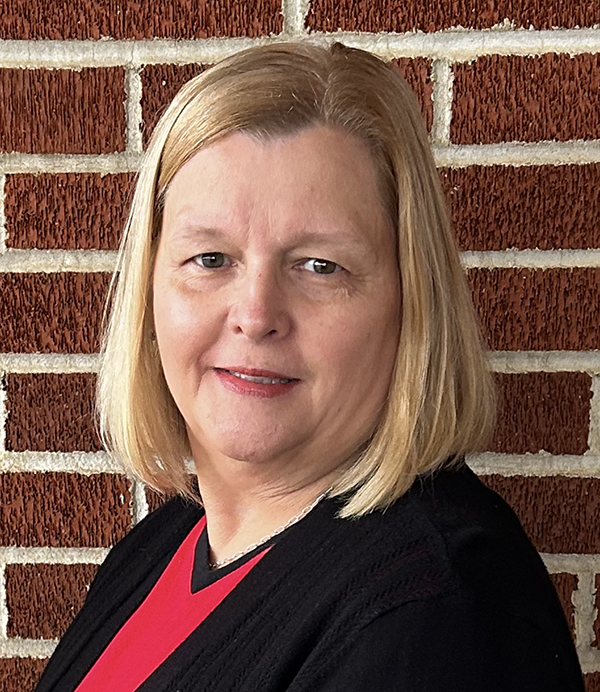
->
[392,58,433,132]
[594,573,600,648]
[4,173,135,250]
[481,476,600,553]
[0,68,125,154]
[441,164,600,251]
[490,373,591,455]
[306,0,600,32]
[468,268,600,351]
[5,374,100,452]
[586,673,600,692]
[0,473,131,547]
[0,273,111,354]
[6,563,98,638]
[549,572,577,638]
[0,0,282,39]
[0,659,47,692]
[452,55,600,144]
[142,63,209,145]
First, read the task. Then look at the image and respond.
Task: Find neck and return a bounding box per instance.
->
[193,455,339,568]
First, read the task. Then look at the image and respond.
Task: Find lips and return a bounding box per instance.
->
[213,367,300,398]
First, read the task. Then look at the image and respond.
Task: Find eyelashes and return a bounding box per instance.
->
[191,253,345,276]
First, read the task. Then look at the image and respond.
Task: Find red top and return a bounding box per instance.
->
[74,516,269,692]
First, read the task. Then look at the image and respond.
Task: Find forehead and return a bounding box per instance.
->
[162,126,394,249]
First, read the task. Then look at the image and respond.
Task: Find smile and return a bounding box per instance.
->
[224,370,295,385]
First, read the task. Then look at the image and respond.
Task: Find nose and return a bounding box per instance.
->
[227,263,292,341]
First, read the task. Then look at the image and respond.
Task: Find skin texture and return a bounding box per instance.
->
[153,126,401,562]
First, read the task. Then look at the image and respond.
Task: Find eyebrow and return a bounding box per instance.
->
[167,222,379,251]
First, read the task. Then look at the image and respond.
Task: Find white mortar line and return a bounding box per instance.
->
[574,571,597,659]
[131,480,150,526]
[589,378,600,456]
[0,451,120,474]
[433,140,600,167]
[4,248,600,274]
[467,452,600,477]
[0,565,7,640]
[0,638,57,658]
[0,153,142,175]
[1,29,599,67]
[0,37,273,69]
[0,374,6,455]
[0,249,117,273]
[333,28,600,61]
[430,59,453,145]
[487,351,600,374]
[462,249,600,269]
[581,652,600,674]
[0,353,100,374]
[281,0,310,36]
[1,142,600,174]
[0,547,109,565]
[543,554,600,574]
[125,67,143,155]
[0,174,6,254]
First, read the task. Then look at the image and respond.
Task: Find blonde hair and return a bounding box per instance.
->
[98,41,495,517]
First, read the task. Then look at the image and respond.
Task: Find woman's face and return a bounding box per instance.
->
[153,126,401,486]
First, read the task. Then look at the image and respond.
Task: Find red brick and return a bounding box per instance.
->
[481,476,600,553]
[392,59,433,132]
[549,572,577,638]
[145,487,172,514]
[0,68,125,154]
[0,659,47,692]
[5,374,100,452]
[490,373,591,455]
[6,563,98,638]
[586,673,600,692]
[452,55,600,144]
[468,268,600,351]
[594,573,600,648]
[0,473,131,547]
[142,59,432,145]
[306,0,600,32]
[0,273,111,354]
[0,0,282,39]
[440,165,600,251]
[142,64,209,145]
[4,173,135,250]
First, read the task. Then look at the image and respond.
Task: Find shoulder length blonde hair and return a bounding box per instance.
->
[98,41,495,518]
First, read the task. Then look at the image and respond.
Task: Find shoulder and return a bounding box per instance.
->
[87,494,203,598]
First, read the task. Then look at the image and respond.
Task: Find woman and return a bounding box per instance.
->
[36,42,584,691]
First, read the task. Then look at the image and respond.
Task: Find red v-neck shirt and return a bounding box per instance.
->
[74,517,269,692]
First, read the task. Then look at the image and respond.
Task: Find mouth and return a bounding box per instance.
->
[215,367,300,385]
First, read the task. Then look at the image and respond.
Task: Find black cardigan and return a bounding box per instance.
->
[36,464,585,692]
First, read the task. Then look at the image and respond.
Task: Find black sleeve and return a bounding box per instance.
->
[310,592,585,692]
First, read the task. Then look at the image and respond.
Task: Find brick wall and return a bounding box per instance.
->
[0,1,599,689]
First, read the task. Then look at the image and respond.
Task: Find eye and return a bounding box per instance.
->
[193,252,230,269]
[302,258,341,275]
